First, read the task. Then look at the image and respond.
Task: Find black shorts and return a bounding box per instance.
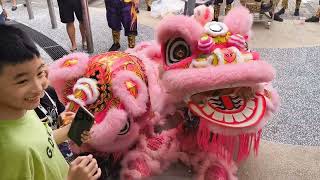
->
[57,0,83,23]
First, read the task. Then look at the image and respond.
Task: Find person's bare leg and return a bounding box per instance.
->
[79,22,87,49]
[66,22,77,51]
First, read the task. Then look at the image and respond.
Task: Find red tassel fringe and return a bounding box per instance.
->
[197,120,263,163]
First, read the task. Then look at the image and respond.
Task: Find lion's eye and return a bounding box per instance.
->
[118,119,131,135]
[165,37,191,65]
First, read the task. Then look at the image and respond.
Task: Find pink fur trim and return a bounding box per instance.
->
[223,6,253,37]
[193,5,214,26]
[126,41,162,63]
[141,58,165,114]
[126,51,164,114]
[162,60,275,96]
[195,153,238,180]
[48,52,89,82]
[120,151,161,179]
[156,15,203,54]
[264,83,280,113]
[48,52,90,103]
[112,70,149,117]
[126,43,170,116]
[269,89,280,112]
[90,108,128,151]
[128,49,183,115]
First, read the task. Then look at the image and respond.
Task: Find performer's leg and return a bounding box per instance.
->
[66,23,77,51]
[261,0,273,13]
[276,0,287,15]
[225,0,234,16]
[105,0,122,51]
[213,0,222,21]
[294,0,301,16]
[74,0,87,49]
[145,0,152,11]
[127,35,136,48]
[271,0,284,22]
[121,2,138,48]
[110,30,121,51]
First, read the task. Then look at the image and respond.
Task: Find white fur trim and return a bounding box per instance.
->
[67,95,85,107]
[72,84,93,104]
[74,78,100,104]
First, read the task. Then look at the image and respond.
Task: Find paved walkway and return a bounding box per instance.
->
[3,0,320,179]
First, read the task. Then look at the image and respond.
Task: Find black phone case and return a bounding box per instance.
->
[68,106,94,146]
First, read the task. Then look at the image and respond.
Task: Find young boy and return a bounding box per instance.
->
[0,24,101,180]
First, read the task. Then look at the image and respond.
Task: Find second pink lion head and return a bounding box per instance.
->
[131,6,279,161]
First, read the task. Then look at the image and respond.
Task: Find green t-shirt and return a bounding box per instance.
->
[0,110,69,180]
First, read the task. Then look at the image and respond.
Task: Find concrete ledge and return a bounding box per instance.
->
[153,140,320,179]
[250,20,320,49]
[239,140,320,180]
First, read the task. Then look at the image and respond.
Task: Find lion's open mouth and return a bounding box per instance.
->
[186,87,267,128]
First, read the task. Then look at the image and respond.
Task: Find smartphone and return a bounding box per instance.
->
[68,106,95,146]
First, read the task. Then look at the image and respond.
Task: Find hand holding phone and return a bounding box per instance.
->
[68,106,95,146]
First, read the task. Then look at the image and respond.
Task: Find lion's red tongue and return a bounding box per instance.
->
[220,95,234,110]
[188,93,267,128]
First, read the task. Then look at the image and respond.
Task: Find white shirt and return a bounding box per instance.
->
[0,5,3,14]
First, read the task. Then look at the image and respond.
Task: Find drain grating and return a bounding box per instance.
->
[11,21,68,61]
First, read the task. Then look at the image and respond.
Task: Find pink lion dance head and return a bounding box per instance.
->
[134,6,279,163]
[49,51,159,153]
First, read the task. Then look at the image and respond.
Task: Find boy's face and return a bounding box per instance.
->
[0,57,49,112]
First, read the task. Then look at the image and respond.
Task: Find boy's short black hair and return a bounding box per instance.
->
[0,24,40,73]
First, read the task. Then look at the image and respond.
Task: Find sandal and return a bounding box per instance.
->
[70,48,78,52]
